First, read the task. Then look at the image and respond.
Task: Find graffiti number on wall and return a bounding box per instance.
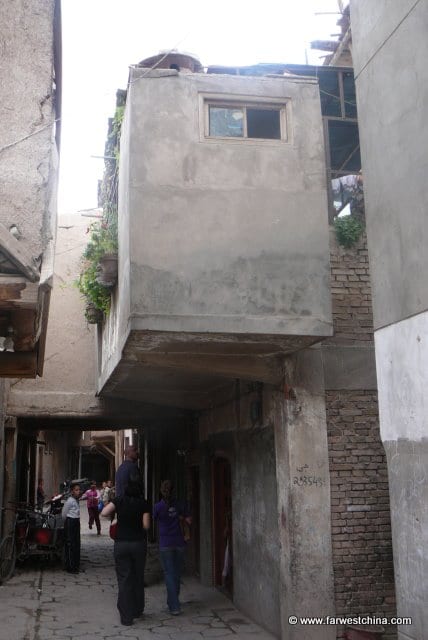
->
[293,475,324,487]
[293,464,324,487]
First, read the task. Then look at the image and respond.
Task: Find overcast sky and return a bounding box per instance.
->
[58,0,341,214]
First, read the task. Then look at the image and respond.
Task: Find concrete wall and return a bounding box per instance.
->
[351,2,428,638]
[7,215,99,417]
[0,0,57,260]
[199,422,280,637]
[233,427,280,636]
[36,429,82,498]
[273,357,335,640]
[375,315,428,640]
[123,68,331,338]
[351,0,428,330]
[199,372,335,640]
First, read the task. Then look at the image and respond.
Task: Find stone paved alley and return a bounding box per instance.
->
[0,505,276,640]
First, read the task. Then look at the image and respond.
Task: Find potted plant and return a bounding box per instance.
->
[77,97,123,322]
[84,301,104,325]
[76,217,118,322]
[96,252,118,288]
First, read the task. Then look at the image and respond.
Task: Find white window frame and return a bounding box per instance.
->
[199,93,290,144]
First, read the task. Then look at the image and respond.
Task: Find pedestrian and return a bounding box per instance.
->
[115,444,139,498]
[101,479,113,505]
[153,479,192,616]
[61,482,81,573]
[82,480,101,535]
[36,478,45,510]
[101,469,151,626]
[108,479,115,500]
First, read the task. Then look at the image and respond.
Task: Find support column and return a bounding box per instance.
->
[3,417,18,534]
[274,349,335,640]
[0,381,6,533]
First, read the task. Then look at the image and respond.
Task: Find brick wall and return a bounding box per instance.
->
[326,230,397,638]
[326,391,396,638]
[328,230,374,345]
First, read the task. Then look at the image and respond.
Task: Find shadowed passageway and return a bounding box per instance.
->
[0,504,276,639]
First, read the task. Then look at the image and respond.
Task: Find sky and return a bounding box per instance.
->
[58,0,341,214]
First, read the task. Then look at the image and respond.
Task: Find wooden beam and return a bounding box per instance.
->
[36,286,51,376]
[0,276,39,308]
[310,40,339,52]
[0,351,38,378]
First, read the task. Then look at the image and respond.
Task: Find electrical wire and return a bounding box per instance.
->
[0,118,60,157]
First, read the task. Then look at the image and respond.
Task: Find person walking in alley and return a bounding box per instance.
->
[100,480,113,507]
[154,479,192,616]
[115,444,139,498]
[61,482,81,573]
[82,480,101,535]
[101,470,151,626]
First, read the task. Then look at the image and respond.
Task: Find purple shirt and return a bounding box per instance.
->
[153,499,188,548]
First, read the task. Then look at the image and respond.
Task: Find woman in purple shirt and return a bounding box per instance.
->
[153,480,192,616]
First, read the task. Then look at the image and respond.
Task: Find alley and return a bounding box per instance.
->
[0,505,276,640]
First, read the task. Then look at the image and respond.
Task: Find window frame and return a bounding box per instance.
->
[200,93,290,145]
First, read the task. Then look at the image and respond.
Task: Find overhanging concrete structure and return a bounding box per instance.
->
[0,0,61,378]
[97,65,332,409]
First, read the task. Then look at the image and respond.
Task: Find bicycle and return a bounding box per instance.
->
[0,504,29,584]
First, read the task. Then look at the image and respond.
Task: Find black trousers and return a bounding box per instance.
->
[87,506,101,533]
[64,517,80,572]
[114,539,147,623]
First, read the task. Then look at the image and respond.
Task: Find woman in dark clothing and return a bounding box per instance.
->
[101,470,150,626]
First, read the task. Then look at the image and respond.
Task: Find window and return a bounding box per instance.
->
[205,100,287,141]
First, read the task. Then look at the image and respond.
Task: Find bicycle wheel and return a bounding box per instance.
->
[0,534,16,583]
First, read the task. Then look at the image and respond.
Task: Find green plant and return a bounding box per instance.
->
[333,214,364,248]
[76,219,118,316]
[83,219,117,261]
[77,261,111,316]
[77,96,124,320]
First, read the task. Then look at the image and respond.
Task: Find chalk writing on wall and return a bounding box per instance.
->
[293,464,324,488]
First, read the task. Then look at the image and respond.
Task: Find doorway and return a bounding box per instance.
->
[189,466,200,575]
[212,457,233,594]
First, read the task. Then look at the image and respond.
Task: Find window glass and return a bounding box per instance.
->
[320,72,341,117]
[247,108,281,139]
[209,106,244,137]
[343,72,357,118]
[328,120,361,172]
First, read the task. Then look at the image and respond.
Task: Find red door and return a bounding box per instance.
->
[212,457,233,593]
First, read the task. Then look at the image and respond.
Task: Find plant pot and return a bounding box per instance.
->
[85,303,103,324]
[345,625,385,640]
[95,252,118,288]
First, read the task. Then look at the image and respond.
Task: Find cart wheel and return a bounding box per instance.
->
[0,535,16,584]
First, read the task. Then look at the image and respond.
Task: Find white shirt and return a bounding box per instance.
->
[62,496,80,519]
